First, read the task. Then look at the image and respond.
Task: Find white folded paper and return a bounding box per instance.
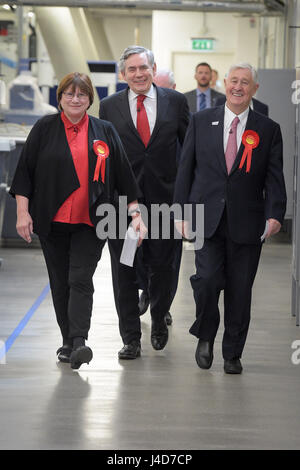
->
[120,225,139,267]
[260,220,269,242]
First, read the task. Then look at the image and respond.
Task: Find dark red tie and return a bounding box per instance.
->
[137,94,150,147]
[225,116,239,174]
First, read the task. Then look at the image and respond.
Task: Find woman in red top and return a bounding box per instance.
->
[10,72,145,369]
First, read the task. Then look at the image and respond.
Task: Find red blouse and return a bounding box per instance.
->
[53,112,93,226]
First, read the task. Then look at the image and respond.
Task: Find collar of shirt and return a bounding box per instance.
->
[128,84,156,102]
[196,87,211,108]
[223,104,249,152]
[128,85,157,133]
[61,111,88,130]
[196,87,211,99]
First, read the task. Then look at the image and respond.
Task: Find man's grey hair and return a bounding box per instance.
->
[155,69,176,87]
[226,63,258,84]
[118,45,155,73]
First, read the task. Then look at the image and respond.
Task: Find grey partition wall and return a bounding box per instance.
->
[257,69,295,221]
[292,67,300,326]
[257,69,298,325]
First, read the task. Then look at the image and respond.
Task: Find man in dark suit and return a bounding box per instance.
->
[100,46,189,359]
[137,68,183,326]
[216,94,269,116]
[174,63,286,374]
[184,62,225,113]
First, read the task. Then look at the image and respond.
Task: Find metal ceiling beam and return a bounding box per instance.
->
[0,0,285,15]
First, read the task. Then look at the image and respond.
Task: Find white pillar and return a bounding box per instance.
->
[34,6,99,117]
[84,10,113,61]
[70,8,99,62]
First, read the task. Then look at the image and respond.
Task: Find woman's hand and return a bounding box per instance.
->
[16,210,33,243]
[16,195,33,243]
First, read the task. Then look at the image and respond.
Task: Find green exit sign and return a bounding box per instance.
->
[191,38,215,51]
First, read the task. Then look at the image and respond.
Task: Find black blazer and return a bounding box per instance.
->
[216,95,269,116]
[10,113,139,236]
[99,85,190,206]
[173,106,286,244]
[252,98,269,116]
[184,88,225,113]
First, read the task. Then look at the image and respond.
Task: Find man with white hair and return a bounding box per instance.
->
[215,66,269,116]
[174,63,286,374]
[153,69,176,89]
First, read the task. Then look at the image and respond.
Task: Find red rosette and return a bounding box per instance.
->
[93,140,109,183]
[239,130,260,173]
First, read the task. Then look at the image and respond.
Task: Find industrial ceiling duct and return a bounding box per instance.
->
[0,0,285,15]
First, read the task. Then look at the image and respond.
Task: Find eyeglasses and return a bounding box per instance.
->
[63,92,88,100]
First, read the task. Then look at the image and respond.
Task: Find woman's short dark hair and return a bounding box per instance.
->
[56,72,94,111]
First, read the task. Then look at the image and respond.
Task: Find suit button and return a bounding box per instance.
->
[221,198,225,203]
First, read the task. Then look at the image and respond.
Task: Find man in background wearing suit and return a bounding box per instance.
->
[174,63,286,374]
[100,47,189,359]
[184,62,225,113]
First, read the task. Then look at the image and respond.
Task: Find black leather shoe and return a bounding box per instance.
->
[56,345,72,363]
[70,346,93,370]
[151,319,168,350]
[224,358,243,374]
[165,311,173,326]
[138,290,150,316]
[195,340,214,369]
[118,341,141,359]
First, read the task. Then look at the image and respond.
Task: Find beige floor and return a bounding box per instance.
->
[0,240,299,450]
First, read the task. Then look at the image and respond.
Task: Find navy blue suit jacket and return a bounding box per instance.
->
[173,105,286,244]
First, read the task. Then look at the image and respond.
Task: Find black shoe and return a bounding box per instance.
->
[138,290,150,316]
[118,341,141,360]
[151,319,168,350]
[224,358,243,374]
[165,311,173,326]
[56,345,73,363]
[70,346,93,370]
[195,340,214,369]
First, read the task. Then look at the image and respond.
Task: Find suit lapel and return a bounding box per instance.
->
[117,87,143,142]
[87,117,97,179]
[211,106,227,174]
[147,85,166,146]
[88,117,105,206]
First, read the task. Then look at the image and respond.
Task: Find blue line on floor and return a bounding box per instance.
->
[0,283,50,362]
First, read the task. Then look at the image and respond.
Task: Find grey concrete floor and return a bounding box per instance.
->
[0,240,299,450]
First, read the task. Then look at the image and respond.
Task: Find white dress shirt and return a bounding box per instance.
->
[128,85,157,134]
[223,104,249,153]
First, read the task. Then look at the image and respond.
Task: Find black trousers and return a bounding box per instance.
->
[108,222,178,344]
[39,223,105,342]
[189,212,262,360]
[135,239,182,306]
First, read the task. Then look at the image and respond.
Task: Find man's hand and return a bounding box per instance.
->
[266,218,281,238]
[131,213,148,246]
[175,220,189,240]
